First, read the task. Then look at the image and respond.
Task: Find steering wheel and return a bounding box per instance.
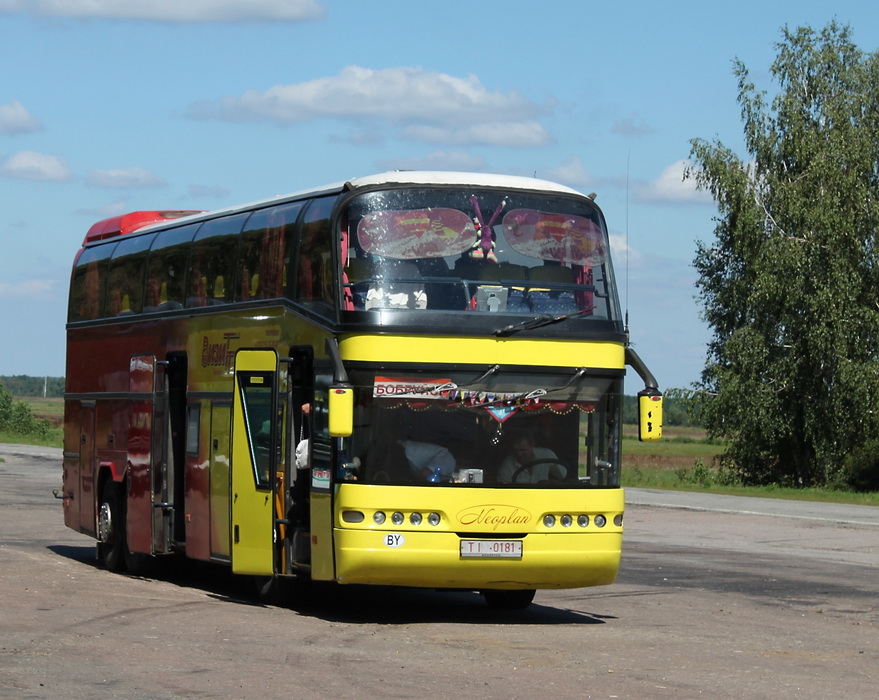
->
[510,458,570,484]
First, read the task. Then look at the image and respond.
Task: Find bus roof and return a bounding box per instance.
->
[345,171,585,196]
[81,172,590,246]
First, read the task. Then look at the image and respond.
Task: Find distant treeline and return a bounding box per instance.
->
[0,376,65,398]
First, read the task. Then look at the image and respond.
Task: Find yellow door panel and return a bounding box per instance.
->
[231,349,278,575]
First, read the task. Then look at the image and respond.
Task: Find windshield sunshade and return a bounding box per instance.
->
[503,209,606,265]
[358,208,476,259]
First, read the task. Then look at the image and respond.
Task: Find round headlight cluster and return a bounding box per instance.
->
[368,510,441,526]
[542,512,621,528]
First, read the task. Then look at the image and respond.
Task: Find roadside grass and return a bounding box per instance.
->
[622,426,879,507]
[22,397,64,424]
[0,428,63,448]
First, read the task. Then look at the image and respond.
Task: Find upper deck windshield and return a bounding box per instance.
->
[343,187,620,323]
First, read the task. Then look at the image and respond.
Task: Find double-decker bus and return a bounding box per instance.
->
[61,171,662,608]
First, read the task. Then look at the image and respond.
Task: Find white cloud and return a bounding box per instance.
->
[0,151,73,181]
[85,166,166,189]
[189,65,549,148]
[402,122,550,148]
[539,157,595,189]
[0,0,324,22]
[634,160,712,204]
[0,278,55,298]
[0,100,42,135]
[376,150,489,173]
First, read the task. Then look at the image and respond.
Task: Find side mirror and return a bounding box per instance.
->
[637,389,663,442]
[328,386,354,437]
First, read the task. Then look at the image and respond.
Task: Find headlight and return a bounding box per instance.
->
[373,511,386,525]
[594,514,607,528]
[543,514,556,527]
[409,512,422,525]
[560,514,573,527]
[427,512,441,526]
[577,514,589,527]
[391,511,405,525]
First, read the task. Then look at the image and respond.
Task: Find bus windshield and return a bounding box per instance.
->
[339,368,622,488]
[344,188,619,321]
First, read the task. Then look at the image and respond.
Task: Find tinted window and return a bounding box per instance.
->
[147,224,199,311]
[189,214,248,307]
[69,242,116,321]
[107,234,155,316]
[237,202,303,302]
[296,196,337,313]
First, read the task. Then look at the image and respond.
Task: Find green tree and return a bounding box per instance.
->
[0,382,51,439]
[688,22,879,487]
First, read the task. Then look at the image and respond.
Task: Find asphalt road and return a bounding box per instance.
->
[1,445,876,699]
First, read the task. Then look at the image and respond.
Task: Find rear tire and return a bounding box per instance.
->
[98,481,126,572]
[482,589,536,610]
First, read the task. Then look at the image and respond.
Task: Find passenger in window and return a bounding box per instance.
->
[397,439,456,481]
[144,277,161,312]
[497,431,565,483]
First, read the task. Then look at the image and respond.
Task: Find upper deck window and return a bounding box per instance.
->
[344,188,618,321]
[69,242,117,322]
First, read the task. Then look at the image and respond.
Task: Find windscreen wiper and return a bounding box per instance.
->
[493,309,588,337]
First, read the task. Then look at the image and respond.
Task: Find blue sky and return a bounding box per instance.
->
[1,0,878,390]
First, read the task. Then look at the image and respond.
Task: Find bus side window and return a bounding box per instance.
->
[295,195,338,315]
[69,243,115,321]
[237,202,303,302]
[189,214,248,307]
[107,233,154,317]
[148,224,199,311]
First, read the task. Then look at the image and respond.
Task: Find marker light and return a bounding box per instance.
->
[342,510,364,523]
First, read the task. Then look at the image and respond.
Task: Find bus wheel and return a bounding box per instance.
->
[482,589,536,610]
[98,481,125,572]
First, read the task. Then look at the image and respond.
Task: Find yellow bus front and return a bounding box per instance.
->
[333,484,624,590]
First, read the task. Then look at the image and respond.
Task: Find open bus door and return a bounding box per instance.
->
[231,349,284,576]
[127,354,181,558]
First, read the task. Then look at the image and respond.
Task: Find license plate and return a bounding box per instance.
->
[460,540,523,559]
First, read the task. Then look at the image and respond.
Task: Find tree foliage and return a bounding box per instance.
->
[0,382,51,438]
[688,22,879,488]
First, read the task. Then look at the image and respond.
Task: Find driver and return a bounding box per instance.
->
[497,431,564,483]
